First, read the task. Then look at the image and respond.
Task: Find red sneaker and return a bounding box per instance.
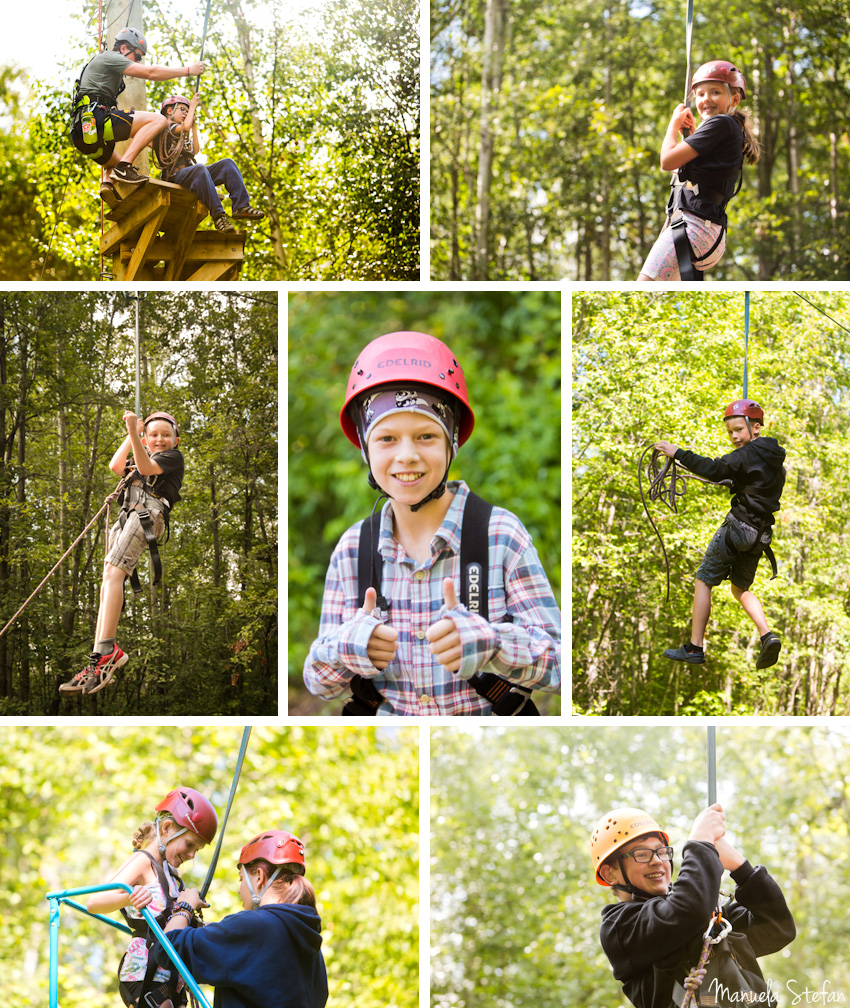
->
[81,646,129,694]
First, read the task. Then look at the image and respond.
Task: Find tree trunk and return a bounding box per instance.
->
[472,0,508,280]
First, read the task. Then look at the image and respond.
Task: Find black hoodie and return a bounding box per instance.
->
[674,436,786,525]
[599,841,795,1008]
[157,902,328,1008]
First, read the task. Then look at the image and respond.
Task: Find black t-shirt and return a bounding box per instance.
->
[125,448,184,507]
[678,114,744,223]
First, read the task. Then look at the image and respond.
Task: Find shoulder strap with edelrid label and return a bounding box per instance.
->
[346,491,539,716]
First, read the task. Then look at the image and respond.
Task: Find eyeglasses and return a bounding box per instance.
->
[618,845,674,863]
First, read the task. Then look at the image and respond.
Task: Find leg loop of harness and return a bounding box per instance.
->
[668,211,703,282]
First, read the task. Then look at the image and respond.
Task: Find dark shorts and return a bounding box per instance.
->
[70,106,134,165]
[695,516,768,590]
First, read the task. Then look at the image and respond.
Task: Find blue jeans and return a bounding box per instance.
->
[171,158,250,217]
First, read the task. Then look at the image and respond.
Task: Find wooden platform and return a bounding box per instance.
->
[100,177,246,281]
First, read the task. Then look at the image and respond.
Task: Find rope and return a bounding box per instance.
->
[682,0,695,138]
[197,0,213,94]
[0,474,132,639]
[742,292,749,399]
[638,446,729,603]
[707,725,717,805]
[200,727,252,900]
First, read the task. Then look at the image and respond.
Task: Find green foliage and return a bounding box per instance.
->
[573,291,850,714]
[432,0,850,279]
[0,725,419,1008]
[288,290,562,714]
[0,291,277,714]
[431,725,850,1007]
[0,0,418,280]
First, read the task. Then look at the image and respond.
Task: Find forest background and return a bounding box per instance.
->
[0,0,418,280]
[0,291,276,716]
[0,724,419,1008]
[431,0,850,280]
[288,288,562,715]
[572,290,850,716]
[431,724,850,1008]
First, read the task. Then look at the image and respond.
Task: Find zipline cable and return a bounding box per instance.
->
[792,291,850,338]
[134,293,142,418]
[742,292,749,399]
[707,726,716,805]
[200,726,252,900]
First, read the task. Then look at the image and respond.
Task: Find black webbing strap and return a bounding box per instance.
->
[670,214,703,282]
[346,492,539,716]
[123,508,163,593]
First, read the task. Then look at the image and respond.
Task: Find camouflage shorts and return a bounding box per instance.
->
[105,507,165,576]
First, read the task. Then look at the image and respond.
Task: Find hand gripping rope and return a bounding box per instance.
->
[637,445,730,603]
[0,473,133,640]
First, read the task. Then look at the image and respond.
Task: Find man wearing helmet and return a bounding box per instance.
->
[70,28,208,188]
[156,829,328,1008]
[653,398,785,669]
[592,804,795,1008]
[303,331,561,716]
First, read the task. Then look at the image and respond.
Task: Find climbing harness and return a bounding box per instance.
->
[117,471,170,594]
[638,446,729,603]
[346,491,539,716]
[0,473,133,639]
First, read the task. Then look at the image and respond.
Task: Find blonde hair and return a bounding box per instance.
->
[243,858,316,908]
[730,90,760,165]
[132,813,178,850]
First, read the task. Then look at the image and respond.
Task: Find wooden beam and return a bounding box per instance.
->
[123,205,171,279]
[101,189,171,255]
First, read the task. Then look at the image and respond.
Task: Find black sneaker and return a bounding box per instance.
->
[213,213,237,233]
[664,643,705,664]
[111,162,148,185]
[756,633,781,669]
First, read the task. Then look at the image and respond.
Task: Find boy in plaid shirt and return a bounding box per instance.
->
[303,331,561,716]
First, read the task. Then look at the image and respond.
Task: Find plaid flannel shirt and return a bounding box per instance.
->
[303,481,561,716]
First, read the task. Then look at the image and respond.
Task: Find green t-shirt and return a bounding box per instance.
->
[78,50,132,107]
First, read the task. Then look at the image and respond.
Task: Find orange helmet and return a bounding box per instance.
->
[590,808,669,886]
[238,830,306,873]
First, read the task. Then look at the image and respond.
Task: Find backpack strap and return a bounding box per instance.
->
[345,492,539,716]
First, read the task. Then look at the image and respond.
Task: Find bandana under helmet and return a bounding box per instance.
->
[350,384,460,510]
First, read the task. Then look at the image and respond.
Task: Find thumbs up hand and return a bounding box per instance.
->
[425,578,463,671]
[362,587,399,670]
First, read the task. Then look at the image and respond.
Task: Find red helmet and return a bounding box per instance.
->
[691,60,747,99]
[160,94,191,115]
[155,787,218,844]
[238,830,306,873]
[340,332,474,449]
[144,411,179,436]
[724,398,763,422]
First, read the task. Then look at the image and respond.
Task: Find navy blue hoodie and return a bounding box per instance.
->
[157,903,328,1008]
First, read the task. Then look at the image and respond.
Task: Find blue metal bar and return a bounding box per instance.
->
[201,725,252,899]
[58,897,133,934]
[46,882,211,1008]
[743,292,750,399]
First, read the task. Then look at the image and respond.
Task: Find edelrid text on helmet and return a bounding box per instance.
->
[340,331,474,449]
[590,807,670,886]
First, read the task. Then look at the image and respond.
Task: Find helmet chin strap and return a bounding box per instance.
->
[241,864,283,910]
[155,813,188,867]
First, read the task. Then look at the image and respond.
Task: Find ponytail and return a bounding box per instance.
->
[242,858,317,908]
[730,91,760,164]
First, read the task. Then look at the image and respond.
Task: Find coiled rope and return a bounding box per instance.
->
[0,473,132,639]
[637,445,729,603]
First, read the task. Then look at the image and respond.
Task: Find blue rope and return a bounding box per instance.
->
[743,291,749,399]
[200,727,252,899]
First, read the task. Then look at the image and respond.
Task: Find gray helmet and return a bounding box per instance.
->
[114,27,147,55]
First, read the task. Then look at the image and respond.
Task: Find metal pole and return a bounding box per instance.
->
[707,726,717,805]
[201,726,252,899]
[742,292,750,399]
[134,293,142,419]
[49,897,60,1008]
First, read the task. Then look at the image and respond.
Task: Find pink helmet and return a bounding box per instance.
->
[160,94,191,115]
[144,411,179,436]
[724,398,763,422]
[691,60,747,99]
[155,787,218,844]
[340,332,474,448]
[238,830,306,873]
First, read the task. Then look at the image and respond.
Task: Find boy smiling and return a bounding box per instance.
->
[303,331,561,716]
[654,398,785,669]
